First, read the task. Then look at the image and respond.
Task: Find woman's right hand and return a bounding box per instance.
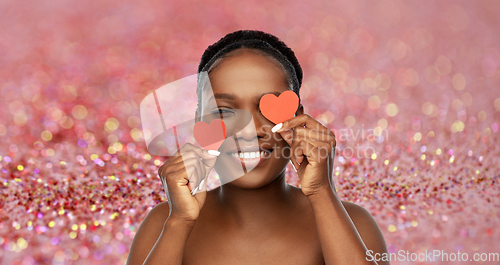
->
[158,143,219,223]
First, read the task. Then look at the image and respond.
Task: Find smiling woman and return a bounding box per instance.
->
[127,30,390,265]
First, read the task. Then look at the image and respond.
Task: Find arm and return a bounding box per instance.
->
[126,202,196,265]
[144,216,196,265]
[307,188,389,265]
[274,114,389,264]
[126,144,217,264]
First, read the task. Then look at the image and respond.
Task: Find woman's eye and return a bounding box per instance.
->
[212,108,230,114]
[211,108,234,117]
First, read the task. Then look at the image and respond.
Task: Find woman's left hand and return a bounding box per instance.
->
[274,114,336,197]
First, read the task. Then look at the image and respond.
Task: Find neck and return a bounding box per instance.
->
[215,171,295,230]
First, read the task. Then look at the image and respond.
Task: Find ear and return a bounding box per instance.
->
[295,104,304,116]
[195,109,201,123]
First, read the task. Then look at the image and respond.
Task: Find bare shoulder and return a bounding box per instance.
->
[341,200,381,237]
[341,201,374,224]
[150,201,171,220]
[341,201,390,265]
[126,201,170,265]
[139,201,171,226]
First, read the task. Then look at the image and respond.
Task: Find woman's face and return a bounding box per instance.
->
[198,49,296,189]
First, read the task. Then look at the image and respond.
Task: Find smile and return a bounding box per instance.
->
[230,150,271,160]
[224,147,273,169]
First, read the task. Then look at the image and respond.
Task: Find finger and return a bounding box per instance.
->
[277,129,293,146]
[306,140,333,163]
[178,143,220,160]
[166,167,194,196]
[291,127,335,152]
[158,147,198,176]
[185,156,211,194]
[166,160,202,196]
[167,143,197,160]
[200,151,218,168]
[273,127,299,169]
[275,114,331,133]
[178,158,201,190]
[166,166,190,187]
[179,149,217,175]
[159,152,196,180]
[290,139,306,165]
[289,152,300,172]
[292,127,335,144]
[193,172,208,196]
[159,158,185,180]
[190,158,209,195]
[164,144,219,175]
[291,128,334,162]
[162,144,215,166]
[191,159,204,190]
[165,150,214,194]
[192,175,208,204]
[292,140,322,165]
[181,147,219,171]
[198,174,208,192]
[158,155,183,176]
[290,128,305,165]
[290,160,298,172]
[162,157,199,189]
[198,158,208,180]
[172,150,213,171]
[192,158,208,189]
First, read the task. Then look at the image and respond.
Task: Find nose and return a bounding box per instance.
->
[234,110,269,141]
[234,115,258,141]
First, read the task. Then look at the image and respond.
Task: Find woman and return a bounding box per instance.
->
[127,30,389,265]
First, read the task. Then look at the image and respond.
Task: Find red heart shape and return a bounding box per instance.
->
[193,119,227,150]
[259,90,299,124]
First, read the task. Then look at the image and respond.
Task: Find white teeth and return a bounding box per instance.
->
[230,151,269,159]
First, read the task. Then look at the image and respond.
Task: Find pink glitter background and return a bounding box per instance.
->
[1,0,500,264]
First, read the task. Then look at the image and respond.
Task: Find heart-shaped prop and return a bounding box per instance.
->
[259,90,299,124]
[193,119,227,150]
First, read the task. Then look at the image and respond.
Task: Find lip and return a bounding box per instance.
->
[225,145,273,153]
[223,146,273,169]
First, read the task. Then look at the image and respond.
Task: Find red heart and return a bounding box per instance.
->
[193,119,227,150]
[259,90,299,124]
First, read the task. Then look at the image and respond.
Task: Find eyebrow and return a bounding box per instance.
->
[207,91,283,102]
[207,93,236,102]
[264,92,282,97]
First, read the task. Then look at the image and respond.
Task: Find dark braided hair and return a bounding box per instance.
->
[196,30,303,111]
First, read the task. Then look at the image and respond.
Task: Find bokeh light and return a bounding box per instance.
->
[1,0,499,264]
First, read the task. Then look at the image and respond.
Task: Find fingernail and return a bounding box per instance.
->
[271,123,283,133]
[207,150,220,156]
[198,179,205,191]
[291,162,297,172]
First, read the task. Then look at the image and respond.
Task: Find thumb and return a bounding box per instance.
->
[193,175,208,206]
[278,130,293,146]
[198,149,219,168]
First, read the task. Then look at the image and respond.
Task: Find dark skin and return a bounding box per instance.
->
[127,49,389,265]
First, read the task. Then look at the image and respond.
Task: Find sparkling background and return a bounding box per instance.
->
[1,0,500,264]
